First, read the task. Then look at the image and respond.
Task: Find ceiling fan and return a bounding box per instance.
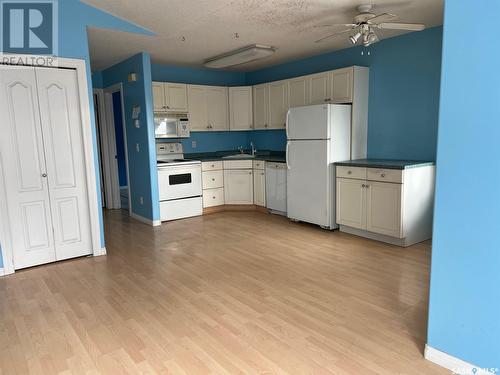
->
[314,4,425,46]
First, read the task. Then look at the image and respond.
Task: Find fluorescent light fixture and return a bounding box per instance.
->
[204,44,275,69]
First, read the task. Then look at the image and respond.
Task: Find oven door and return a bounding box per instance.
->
[158,164,202,201]
[154,115,179,138]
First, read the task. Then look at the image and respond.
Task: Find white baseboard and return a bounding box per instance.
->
[130,212,162,227]
[425,345,494,374]
[94,247,107,257]
[0,268,4,277]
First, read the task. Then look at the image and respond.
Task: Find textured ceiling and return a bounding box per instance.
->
[84,0,443,71]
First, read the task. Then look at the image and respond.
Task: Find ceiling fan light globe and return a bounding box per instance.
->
[349,31,362,44]
[363,30,379,47]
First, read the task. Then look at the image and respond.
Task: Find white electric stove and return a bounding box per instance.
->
[156,142,202,221]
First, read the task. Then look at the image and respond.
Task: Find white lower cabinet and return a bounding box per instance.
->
[366,181,402,238]
[203,187,224,208]
[202,162,224,208]
[224,169,254,205]
[253,160,266,207]
[336,165,435,247]
[336,178,366,230]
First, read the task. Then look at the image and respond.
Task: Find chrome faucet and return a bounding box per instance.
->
[250,142,257,156]
[238,146,244,154]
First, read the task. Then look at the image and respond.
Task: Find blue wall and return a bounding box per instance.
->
[159,130,286,154]
[247,27,443,161]
[112,92,128,186]
[101,53,159,221]
[427,0,500,369]
[0,0,153,269]
[152,64,246,86]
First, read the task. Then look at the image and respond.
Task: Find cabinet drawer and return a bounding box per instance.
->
[203,170,224,189]
[367,168,404,184]
[253,160,265,170]
[203,188,224,208]
[336,166,366,180]
[202,161,223,171]
[223,160,253,169]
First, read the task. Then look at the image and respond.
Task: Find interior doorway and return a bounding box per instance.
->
[93,84,131,214]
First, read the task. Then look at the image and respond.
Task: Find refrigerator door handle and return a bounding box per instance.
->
[285,109,290,139]
[286,141,290,170]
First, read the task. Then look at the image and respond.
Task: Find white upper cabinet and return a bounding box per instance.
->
[268,80,288,129]
[288,77,308,108]
[165,83,188,112]
[206,86,229,131]
[152,82,165,112]
[152,82,188,112]
[229,86,253,131]
[330,67,354,103]
[253,83,269,129]
[187,85,208,131]
[187,85,229,131]
[309,72,331,104]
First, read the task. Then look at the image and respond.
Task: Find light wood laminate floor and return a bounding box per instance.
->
[0,210,448,374]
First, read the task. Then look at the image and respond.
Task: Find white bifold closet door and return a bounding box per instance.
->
[0,65,92,270]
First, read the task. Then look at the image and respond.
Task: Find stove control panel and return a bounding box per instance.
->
[156,142,183,156]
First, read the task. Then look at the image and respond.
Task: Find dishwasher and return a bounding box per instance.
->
[265,162,287,215]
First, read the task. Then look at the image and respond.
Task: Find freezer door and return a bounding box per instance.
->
[286,104,330,140]
[286,140,333,228]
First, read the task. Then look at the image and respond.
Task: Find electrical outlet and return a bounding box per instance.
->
[139,196,144,205]
[191,140,197,149]
[136,143,140,152]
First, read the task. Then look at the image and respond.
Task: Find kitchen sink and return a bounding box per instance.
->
[222,154,255,159]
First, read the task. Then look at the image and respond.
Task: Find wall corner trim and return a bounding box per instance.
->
[425,344,484,374]
[130,212,162,227]
[94,247,107,257]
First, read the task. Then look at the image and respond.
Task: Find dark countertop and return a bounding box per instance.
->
[186,150,286,163]
[335,159,435,170]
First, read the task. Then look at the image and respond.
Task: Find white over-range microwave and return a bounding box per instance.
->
[154,113,190,139]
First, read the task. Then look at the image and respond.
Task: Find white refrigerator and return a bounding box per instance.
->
[286,104,352,229]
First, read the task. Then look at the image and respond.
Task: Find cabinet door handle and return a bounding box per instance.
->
[42,173,48,178]
[365,184,370,188]
[212,178,215,181]
[347,170,352,175]
[381,173,386,178]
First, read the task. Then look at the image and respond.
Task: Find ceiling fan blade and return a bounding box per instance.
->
[313,23,357,28]
[314,28,355,43]
[377,22,425,31]
[367,13,397,24]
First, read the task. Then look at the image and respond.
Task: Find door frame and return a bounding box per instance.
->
[93,88,107,207]
[100,83,132,214]
[0,55,105,276]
